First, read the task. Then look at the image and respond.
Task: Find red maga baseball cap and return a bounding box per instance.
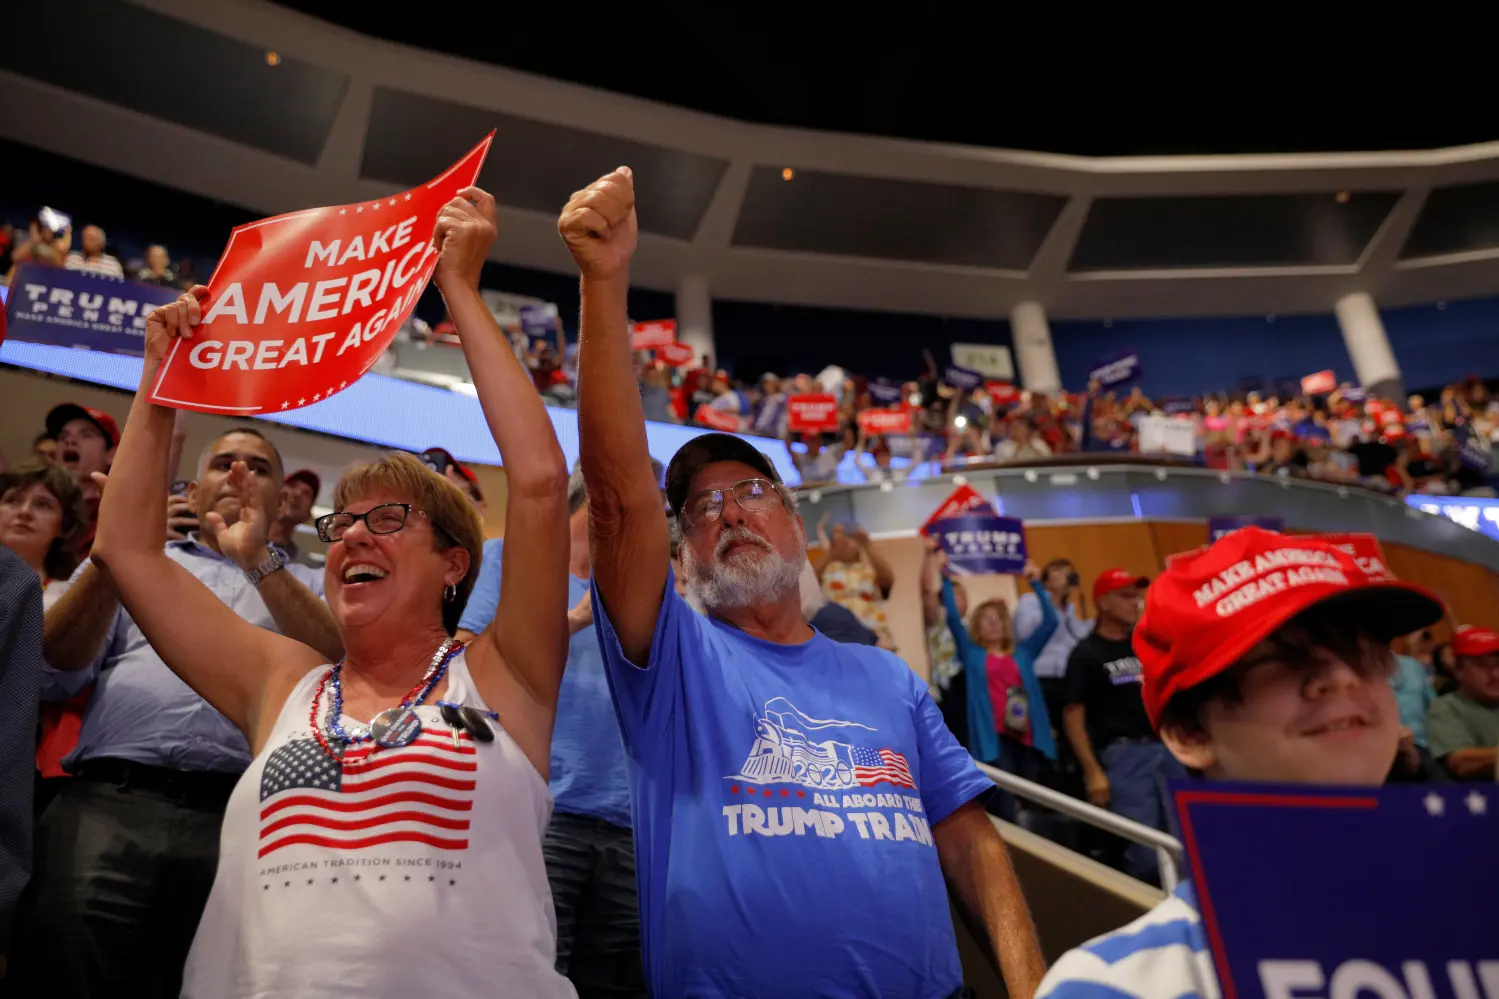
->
[45,402,121,448]
[1453,626,1499,658]
[1094,568,1149,603]
[1133,527,1443,728]
[284,469,321,497]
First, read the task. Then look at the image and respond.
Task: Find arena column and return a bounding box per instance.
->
[1334,291,1404,401]
[676,274,715,370]
[1010,300,1062,395]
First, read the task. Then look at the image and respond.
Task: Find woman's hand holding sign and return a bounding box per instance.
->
[433,186,498,294]
[143,285,209,365]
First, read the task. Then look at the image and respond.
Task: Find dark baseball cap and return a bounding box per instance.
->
[46,402,120,448]
[664,432,781,519]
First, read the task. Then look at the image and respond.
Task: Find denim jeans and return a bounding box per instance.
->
[985,737,1047,824]
[1100,739,1186,885]
[543,811,648,998]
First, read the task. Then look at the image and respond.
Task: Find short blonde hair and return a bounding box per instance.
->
[968,597,1014,655]
[333,451,485,634]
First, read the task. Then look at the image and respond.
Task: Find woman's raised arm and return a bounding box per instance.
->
[432,189,570,711]
[90,288,324,742]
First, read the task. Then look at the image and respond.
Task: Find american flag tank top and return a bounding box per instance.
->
[181,654,577,999]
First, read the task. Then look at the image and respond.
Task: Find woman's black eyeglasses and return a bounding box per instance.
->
[315,503,455,545]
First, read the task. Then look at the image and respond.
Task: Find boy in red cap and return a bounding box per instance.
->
[1038,527,1443,999]
[1427,625,1499,780]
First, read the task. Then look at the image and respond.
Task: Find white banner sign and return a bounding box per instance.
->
[950,343,1014,380]
[1138,415,1197,457]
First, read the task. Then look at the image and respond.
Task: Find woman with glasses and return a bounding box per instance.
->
[88,188,576,998]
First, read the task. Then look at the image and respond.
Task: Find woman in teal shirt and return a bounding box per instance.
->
[935,552,1057,821]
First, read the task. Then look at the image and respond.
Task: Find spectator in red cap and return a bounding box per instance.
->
[420,447,485,513]
[46,402,118,487]
[1061,567,1175,884]
[1427,625,1499,780]
[267,469,321,567]
[1037,528,1444,999]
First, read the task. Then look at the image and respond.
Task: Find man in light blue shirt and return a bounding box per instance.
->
[20,427,341,999]
[455,466,644,997]
[1014,558,1093,682]
[1390,651,1435,749]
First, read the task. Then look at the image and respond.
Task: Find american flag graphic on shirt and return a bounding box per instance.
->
[258,732,476,859]
[851,747,916,789]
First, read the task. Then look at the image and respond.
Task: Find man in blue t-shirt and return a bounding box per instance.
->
[562,166,1045,999]
[455,467,645,997]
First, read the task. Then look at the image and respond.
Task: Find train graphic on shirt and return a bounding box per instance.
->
[731,697,917,791]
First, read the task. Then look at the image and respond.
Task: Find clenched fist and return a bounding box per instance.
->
[558,167,637,281]
[433,186,498,292]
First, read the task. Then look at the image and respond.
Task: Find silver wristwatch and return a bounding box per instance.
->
[244,546,289,586]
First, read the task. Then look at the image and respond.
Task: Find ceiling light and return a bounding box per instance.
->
[1335,190,1350,203]
[266,51,281,66]
[781,167,794,181]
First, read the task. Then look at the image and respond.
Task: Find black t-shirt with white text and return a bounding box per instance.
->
[1064,631,1155,750]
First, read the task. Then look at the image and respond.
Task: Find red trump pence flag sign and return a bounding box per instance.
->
[149,134,493,414]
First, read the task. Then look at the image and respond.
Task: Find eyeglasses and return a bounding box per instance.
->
[680,477,785,528]
[315,503,453,544]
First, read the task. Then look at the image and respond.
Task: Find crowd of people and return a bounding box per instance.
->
[7,207,1497,504]
[0,167,1496,999]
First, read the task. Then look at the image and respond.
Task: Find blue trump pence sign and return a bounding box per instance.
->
[4,264,180,356]
[1171,782,1497,999]
[930,513,1027,575]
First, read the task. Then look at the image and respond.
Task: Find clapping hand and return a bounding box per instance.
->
[567,590,594,635]
[202,461,272,570]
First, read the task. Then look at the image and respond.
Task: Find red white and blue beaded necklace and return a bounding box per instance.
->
[309,638,465,763]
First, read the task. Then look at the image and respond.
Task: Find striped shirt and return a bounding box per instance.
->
[64,250,125,278]
[1037,882,1220,999]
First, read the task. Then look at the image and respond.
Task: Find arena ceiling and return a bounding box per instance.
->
[5,0,1499,321]
[283,4,1489,158]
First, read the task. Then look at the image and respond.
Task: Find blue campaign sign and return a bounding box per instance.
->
[930,512,1027,575]
[1208,515,1286,542]
[1408,495,1499,543]
[868,381,904,405]
[943,365,985,392]
[1171,782,1498,999]
[4,264,179,356]
[1090,350,1142,388]
[518,302,559,341]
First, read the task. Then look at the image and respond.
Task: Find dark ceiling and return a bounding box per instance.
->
[281,4,1489,156]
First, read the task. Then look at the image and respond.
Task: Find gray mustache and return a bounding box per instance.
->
[716,526,773,559]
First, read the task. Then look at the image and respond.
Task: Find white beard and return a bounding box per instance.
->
[681,524,804,613]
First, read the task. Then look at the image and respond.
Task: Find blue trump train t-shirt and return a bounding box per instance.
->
[592,570,993,999]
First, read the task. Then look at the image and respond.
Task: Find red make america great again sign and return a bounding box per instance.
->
[149,133,493,414]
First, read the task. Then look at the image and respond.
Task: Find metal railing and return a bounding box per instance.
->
[975,761,1186,893]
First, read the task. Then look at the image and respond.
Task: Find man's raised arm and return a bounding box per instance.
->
[562,168,667,664]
